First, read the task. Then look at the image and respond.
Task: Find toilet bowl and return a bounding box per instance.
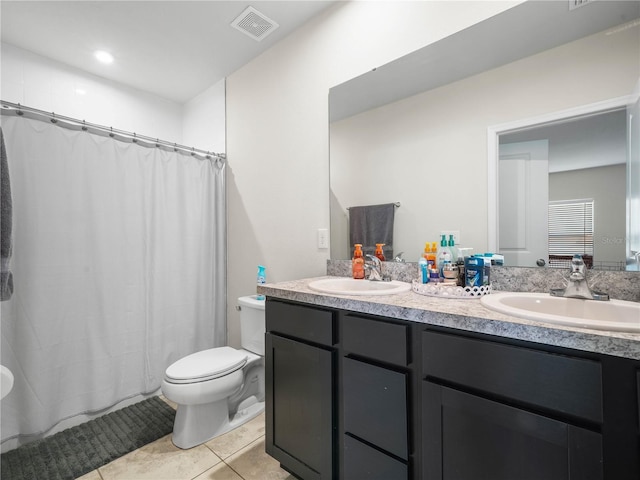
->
[161,295,265,449]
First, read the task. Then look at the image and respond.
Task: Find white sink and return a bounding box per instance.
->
[1,365,14,399]
[308,278,411,296]
[481,292,640,332]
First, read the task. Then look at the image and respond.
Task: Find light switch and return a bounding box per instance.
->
[318,228,329,249]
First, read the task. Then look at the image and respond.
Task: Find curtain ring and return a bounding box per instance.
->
[82,120,88,132]
[50,113,57,124]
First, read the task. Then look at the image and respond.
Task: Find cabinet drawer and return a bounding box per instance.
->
[266,300,334,346]
[342,314,408,366]
[422,331,602,423]
[343,434,408,480]
[343,357,408,459]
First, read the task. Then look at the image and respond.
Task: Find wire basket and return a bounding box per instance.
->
[411,280,491,299]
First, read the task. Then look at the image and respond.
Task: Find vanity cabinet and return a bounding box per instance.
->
[265,296,640,480]
[265,300,336,480]
[422,330,603,480]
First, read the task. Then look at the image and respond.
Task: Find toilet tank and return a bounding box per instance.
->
[237,295,266,355]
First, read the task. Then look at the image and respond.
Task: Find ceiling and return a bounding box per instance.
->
[0,1,337,103]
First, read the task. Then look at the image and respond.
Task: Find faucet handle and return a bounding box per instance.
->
[366,254,381,264]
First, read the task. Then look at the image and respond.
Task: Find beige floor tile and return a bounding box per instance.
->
[225,437,296,480]
[98,433,221,480]
[76,470,103,480]
[205,412,266,459]
[193,462,244,480]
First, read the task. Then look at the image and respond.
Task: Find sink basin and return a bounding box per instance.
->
[1,365,14,399]
[308,278,411,296]
[481,292,640,332]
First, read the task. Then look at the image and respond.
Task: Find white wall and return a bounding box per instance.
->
[182,79,226,153]
[225,1,522,346]
[550,165,627,266]
[1,43,183,141]
[329,24,639,263]
[2,43,226,154]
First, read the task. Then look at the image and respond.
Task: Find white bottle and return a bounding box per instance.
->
[438,250,451,277]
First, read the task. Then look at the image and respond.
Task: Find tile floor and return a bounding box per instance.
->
[77,397,294,480]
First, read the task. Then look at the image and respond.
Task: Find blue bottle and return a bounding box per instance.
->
[465,256,484,287]
[256,265,266,300]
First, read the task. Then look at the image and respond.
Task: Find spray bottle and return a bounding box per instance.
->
[256,265,266,300]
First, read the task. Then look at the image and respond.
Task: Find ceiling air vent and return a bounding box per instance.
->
[231,6,279,42]
[569,0,594,11]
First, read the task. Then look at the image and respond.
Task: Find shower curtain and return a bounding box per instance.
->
[0,115,226,447]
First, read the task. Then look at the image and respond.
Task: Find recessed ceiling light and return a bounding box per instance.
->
[94,50,114,64]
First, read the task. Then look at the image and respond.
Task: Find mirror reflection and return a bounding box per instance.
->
[329,1,639,270]
[498,109,628,269]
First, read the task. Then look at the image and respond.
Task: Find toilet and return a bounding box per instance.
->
[161,295,266,449]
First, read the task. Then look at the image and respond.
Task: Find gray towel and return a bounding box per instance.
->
[1,127,13,301]
[348,203,395,259]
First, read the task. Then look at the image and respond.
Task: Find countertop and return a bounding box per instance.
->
[259,276,640,361]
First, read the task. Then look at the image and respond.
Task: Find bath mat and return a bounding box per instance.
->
[1,396,176,480]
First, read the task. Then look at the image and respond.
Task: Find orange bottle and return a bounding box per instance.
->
[429,242,438,269]
[375,243,386,261]
[423,242,430,259]
[424,242,436,269]
[352,244,365,279]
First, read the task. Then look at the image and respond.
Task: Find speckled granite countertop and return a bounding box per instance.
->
[259,276,640,361]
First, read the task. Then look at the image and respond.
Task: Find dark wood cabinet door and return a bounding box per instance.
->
[266,333,334,480]
[343,357,408,460]
[423,382,603,480]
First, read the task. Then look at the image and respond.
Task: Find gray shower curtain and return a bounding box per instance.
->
[0,115,226,449]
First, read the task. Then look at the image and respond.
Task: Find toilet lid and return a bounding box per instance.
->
[165,347,248,383]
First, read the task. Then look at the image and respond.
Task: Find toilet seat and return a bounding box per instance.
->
[165,347,247,384]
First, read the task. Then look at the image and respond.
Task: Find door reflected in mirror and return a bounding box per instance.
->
[498,109,628,270]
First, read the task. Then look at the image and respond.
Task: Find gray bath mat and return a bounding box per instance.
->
[1,396,176,480]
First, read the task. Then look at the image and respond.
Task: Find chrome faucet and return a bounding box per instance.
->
[365,254,384,281]
[550,254,609,301]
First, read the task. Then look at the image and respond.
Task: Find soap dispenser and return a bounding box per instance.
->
[375,243,386,261]
[352,244,365,279]
[448,234,457,261]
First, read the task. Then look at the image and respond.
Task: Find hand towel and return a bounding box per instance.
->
[1,127,13,301]
[348,203,395,260]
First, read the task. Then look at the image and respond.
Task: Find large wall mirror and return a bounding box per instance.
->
[329,0,640,270]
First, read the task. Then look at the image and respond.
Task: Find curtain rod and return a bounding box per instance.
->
[0,101,225,162]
